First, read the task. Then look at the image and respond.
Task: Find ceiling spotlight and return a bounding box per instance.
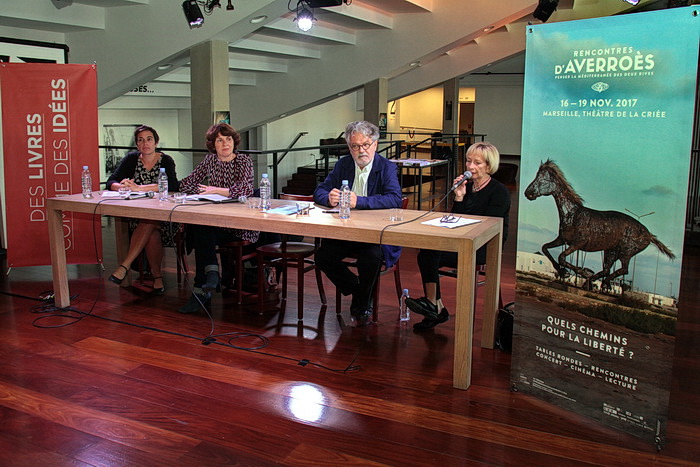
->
[532,0,559,23]
[182,0,204,28]
[622,0,640,4]
[226,0,234,10]
[295,1,316,32]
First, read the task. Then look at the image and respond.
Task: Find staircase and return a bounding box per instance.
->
[281,137,346,195]
[281,166,327,196]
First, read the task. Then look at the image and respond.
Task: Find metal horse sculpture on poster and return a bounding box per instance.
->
[524,159,675,292]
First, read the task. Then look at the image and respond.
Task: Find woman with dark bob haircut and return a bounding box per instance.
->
[177,123,259,314]
[106,124,180,294]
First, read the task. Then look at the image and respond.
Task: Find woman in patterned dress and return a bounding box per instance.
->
[106,125,180,294]
[177,123,259,314]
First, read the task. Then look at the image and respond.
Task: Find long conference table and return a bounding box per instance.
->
[47,193,503,390]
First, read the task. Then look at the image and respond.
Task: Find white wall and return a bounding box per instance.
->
[95,76,524,191]
[263,92,362,186]
[397,87,444,134]
[98,109,191,183]
[464,75,524,156]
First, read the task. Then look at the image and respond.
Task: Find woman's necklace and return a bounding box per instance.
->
[472,176,491,192]
[140,152,159,171]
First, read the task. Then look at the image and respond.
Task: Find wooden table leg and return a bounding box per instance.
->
[48,206,70,308]
[453,239,477,390]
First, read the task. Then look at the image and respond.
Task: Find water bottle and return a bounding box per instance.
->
[399,288,410,322]
[339,179,351,219]
[259,173,271,210]
[81,165,93,199]
[157,167,168,201]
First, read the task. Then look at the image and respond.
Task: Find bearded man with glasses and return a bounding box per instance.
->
[314,120,403,325]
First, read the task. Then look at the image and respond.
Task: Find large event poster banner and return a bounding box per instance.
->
[0,63,101,267]
[512,7,699,446]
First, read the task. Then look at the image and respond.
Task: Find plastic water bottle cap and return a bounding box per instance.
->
[83,165,88,170]
[403,289,409,295]
[160,168,165,172]
[342,180,348,185]
[262,173,268,178]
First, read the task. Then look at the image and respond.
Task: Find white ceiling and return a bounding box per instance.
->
[0,0,655,130]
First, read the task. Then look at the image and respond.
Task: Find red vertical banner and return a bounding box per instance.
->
[0,63,102,267]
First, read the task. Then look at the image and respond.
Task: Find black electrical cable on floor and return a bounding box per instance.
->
[30,300,361,372]
[27,196,363,372]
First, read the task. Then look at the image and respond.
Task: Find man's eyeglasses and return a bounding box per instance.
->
[440,214,461,223]
[348,141,375,152]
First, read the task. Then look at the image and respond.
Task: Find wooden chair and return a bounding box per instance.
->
[216,240,257,304]
[135,223,189,285]
[334,259,403,323]
[438,264,504,311]
[255,194,327,319]
[174,224,189,283]
[334,196,408,323]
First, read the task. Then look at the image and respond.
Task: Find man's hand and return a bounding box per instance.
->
[327,188,340,207]
[328,188,357,208]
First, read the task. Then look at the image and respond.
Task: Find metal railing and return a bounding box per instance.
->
[99,133,488,198]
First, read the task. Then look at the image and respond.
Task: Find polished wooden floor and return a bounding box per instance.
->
[1,192,699,466]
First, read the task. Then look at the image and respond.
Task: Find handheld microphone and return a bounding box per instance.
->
[146,191,155,198]
[450,170,473,191]
[238,195,248,203]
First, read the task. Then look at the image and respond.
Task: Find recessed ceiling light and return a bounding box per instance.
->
[250,15,267,23]
[337,92,344,97]
[483,25,495,32]
[409,61,420,67]
[280,114,287,118]
[157,64,173,71]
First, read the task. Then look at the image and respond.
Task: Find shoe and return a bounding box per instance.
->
[405,296,439,320]
[151,276,165,295]
[202,270,221,293]
[108,265,129,285]
[350,308,373,326]
[413,308,449,331]
[178,292,211,314]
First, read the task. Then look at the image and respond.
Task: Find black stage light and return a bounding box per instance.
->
[226,0,234,10]
[307,0,343,7]
[533,0,559,23]
[295,3,315,32]
[183,0,204,28]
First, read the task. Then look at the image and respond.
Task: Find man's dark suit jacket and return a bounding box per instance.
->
[314,153,403,267]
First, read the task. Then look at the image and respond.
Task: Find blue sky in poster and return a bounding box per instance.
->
[518,7,699,297]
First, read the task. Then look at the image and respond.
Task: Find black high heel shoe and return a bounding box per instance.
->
[151,276,165,295]
[108,265,128,285]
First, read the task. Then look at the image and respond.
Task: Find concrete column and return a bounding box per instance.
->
[442,78,460,180]
[189,40,229,163]
[442,78,459,135]
[363,78,388,127]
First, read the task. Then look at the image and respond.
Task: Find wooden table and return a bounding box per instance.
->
[47,193,503,390]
